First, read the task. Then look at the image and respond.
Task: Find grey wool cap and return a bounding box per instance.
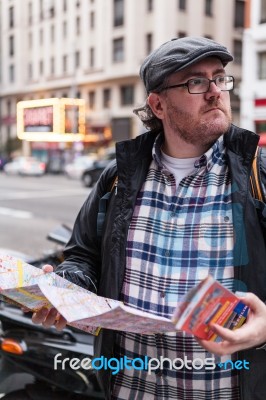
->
[140,36,233,93]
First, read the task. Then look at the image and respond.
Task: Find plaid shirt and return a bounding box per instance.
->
[111,134,240,400]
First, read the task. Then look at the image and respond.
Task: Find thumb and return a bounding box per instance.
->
[42,264,54,273]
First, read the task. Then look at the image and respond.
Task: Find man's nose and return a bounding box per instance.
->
[204,81,221,100]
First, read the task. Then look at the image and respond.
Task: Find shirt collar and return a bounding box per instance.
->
[152,133,225,172]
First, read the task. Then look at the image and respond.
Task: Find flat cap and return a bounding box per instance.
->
[140,36,233,93]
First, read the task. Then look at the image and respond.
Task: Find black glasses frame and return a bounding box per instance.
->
[162,75,235,94]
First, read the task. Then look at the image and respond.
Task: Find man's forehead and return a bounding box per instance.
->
[168,57,225,81]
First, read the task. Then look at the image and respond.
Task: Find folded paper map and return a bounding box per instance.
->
[0,254,249,339]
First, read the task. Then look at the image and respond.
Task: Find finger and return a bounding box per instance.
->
[32,307,49,324]
[42,308,58,328]
[42,264,54,273]
[208,323,240,342]
[54,314,67,331]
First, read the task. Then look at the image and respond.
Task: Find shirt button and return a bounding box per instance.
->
[160,292,165,298]
[224,216,230,222]
[165,250,170,257]
[170,212,176,218]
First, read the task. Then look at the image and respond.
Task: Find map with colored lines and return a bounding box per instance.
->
[0,255,249,337]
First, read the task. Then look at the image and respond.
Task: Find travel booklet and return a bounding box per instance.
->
[0,254,249,340]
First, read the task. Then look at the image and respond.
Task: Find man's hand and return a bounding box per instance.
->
[31,264,67,331]
[197,293,266,355]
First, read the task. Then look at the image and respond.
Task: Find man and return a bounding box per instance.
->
[33,37,266,399]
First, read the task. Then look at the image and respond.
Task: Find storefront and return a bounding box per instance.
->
[17,98,86,172]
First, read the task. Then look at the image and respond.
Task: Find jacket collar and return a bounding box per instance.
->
[224,124,259,165]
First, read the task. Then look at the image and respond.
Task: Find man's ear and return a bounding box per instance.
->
[148,93,165,119]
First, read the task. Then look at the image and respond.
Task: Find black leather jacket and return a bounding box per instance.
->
[56,124,266,400]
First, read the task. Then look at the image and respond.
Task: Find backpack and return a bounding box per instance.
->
[97,147,266,238]
[250,146,266,203]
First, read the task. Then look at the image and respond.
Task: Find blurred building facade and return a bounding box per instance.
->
[0,0,246,159]
[240,0,266,141]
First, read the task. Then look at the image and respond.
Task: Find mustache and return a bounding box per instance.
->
[201,99,225,113]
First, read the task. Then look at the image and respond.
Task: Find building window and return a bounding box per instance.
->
[9,64,15,82]
[147,0,153,12]
[179,0,186,11]
[205,0,213,16]
[90,11,95,28]
[261,0,266,23]
[28,63,32,80]
[258,52,266,79]
[63,21,67,38]
[51,24,55,42]
[50,57,55,75]
[114,0,124,27]
[76,16,81,35]
[146,33,153,54]
[28,2,32,25]
[9,6,14,28]
[39,60,43,75]
[50,4,55,18]
[7,100,11,115]
[9,36,14,57]
[178,31,187,38]
[75,51,80,68]
[63,0,67,12]
[63,55,68,73]
[88,91,96,109]
[113,37,124,62]
[89,47,95,68]
[234,0,245,28]
[233,39,242,64]
[40,0,43,20]
[103,88,111,108]
[29,32,33,48]
[120,85,134,106]
[39,28,43,45]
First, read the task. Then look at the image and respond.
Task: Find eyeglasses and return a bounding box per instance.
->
[162,75,234,94]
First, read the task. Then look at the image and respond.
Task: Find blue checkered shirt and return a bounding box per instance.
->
[111,134,240,400]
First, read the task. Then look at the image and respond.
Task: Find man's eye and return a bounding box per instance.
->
[190,78,204,86]
[216,76,225,83]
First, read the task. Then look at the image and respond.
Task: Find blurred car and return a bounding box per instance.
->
[3,156,46,176]
[81,150,116,187]
[64,154,98,180]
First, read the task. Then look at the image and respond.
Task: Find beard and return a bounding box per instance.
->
[164,96,232,148]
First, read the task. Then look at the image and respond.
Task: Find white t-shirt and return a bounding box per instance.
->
[161,150,199,187]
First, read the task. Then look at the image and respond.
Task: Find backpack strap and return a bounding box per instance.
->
[97,175,118,238]
[250,146,265,203]
[110,175,118,194]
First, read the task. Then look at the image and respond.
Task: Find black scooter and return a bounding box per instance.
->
[0,226,104,399]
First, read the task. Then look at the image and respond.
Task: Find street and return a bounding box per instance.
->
[0,172,91,258]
